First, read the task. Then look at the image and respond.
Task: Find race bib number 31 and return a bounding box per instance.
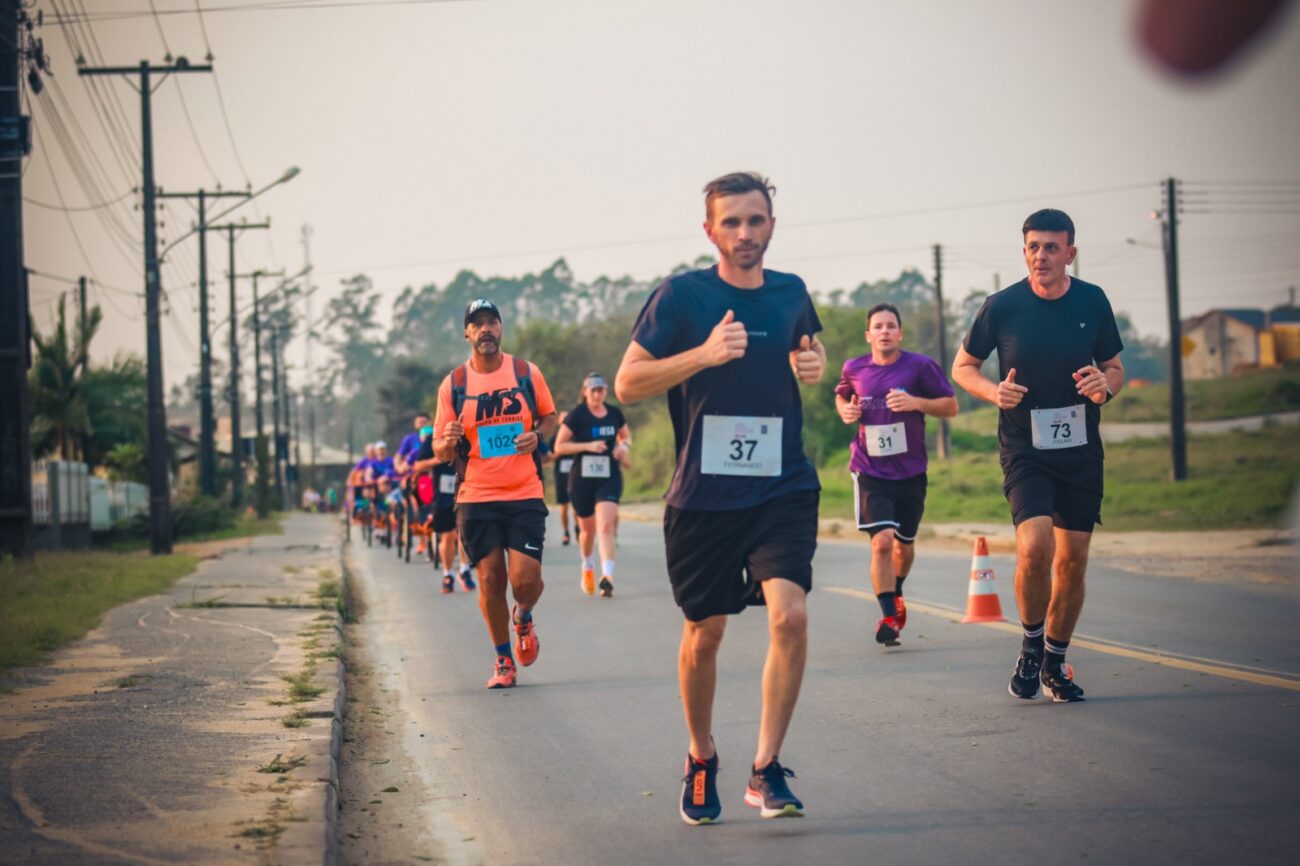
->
[864,422,907,457]
[478,422,523,458]
[701,415,783,477]
[1031,405,1086,450]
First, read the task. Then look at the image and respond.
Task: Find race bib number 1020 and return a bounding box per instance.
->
[700,415,783,477]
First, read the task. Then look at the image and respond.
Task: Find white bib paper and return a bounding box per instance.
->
[1031,404,1087,450]
[864,422,907,457]
[438,474,457,495]
[558,458,574,473]
[701,415,783,477]
[581,454,611,478]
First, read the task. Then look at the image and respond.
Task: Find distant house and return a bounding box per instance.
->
[1182,305,1300,379]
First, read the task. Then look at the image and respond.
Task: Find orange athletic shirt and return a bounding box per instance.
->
[433,354,556,504]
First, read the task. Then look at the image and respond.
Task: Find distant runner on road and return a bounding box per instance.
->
[616,171,825,825]
[554,373,631,598]
[834,302,957,647]
[434,299,557,690]
[551,409,575,546]
[952,208,1125,703]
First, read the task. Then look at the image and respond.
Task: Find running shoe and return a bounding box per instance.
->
[598,576,613,598]
[440,575,455,594]
[1009,648,1043,699]
[562,532,571,547]
[875,616,902,647]
[513,606,539,667]
[581,567,596,595]
[744,759,804,818]
[486,656,516,689]
[679,752,721,826]
[459,567,477,592]
[1041,662,1086,702]
[895,595,907,629]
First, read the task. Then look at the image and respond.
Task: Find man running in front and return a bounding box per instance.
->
[616,171,825,824]
[951,208,1124,703]
[433,299,557,689]
[835,303,957,647]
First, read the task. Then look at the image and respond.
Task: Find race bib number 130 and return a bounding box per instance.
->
[700,415,783,477]
[1031,405,1086,450]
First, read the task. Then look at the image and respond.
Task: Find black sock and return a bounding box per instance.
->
[895,575,907,596]
[877,591,898,618]
[1044,636,1069,671]
[1022,620,1045,654]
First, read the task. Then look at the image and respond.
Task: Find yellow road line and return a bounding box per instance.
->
[824,586,1300,693]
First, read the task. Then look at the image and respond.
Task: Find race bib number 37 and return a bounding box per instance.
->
[1031,405,1086,450]
[701,415,783,477]
[478,421,523,458]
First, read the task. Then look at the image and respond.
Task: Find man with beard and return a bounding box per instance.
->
[616,171,825,825]
[433,299,557,689]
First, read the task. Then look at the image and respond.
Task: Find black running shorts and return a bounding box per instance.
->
[569,473,623,519]
[663,489,819,622]
[456,499,548,566]
[554,460,573,505]
[1001,454,1103,533]
[432,506,457,534]
[853,471,927,543]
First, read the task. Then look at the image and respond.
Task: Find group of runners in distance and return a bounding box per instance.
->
[343,169,1126,826]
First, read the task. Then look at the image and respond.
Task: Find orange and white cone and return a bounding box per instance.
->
[962,536,1005,624]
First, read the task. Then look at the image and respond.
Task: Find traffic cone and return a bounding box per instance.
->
[962,536,1005,623]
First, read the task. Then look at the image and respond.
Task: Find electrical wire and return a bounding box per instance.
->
[24,187,134,211]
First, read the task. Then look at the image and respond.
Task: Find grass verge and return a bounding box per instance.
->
[0,551,199,672]
[819,425,1300,531]
[101,511,285,553]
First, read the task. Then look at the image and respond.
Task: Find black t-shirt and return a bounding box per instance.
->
[563,403,627,482]
[415,437,458,508]
[963,277,1123,463]
[631,266,822,511]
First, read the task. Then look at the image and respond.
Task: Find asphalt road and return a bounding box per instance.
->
[347,514,1300,866]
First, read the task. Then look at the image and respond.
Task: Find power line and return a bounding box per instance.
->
[50,0,482,24]
[24,188,134,211]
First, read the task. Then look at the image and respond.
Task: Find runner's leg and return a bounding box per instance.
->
[892,540,915,592]
[476,547,511,647]
[506,548,544,615]
[679,615,727,761]
[1047,527,1090,642]
[595,500,618,570]
[755,578,808,769]
[1014,516,1054,625]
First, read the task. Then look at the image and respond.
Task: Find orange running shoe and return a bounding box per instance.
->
[486,656,517,689]
[895,595,907,629]
[581,567,596,595]
[513,606,539,667]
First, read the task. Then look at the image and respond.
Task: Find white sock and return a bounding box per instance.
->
[601,560,615,579]
[443,570,453,579]
[582,555,595,570]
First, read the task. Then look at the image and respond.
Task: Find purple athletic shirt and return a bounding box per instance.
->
[396,432,421,461]
[834,349,954,480]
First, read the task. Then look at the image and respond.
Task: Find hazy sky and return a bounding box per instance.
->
[24,0,1300,389]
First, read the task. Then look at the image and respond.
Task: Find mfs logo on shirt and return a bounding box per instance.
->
[475,388,526,422]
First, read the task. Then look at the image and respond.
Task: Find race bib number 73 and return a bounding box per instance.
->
[700,415,783,477]
[1031,405,1086,450]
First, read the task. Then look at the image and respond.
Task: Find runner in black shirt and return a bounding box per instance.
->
[550,409,575,546]
[616,172,825,825]
[952,208,1125,704]
[554,373,630,598]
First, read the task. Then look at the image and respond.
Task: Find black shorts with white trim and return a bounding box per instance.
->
[853,471,928,543]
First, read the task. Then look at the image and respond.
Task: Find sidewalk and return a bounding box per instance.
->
[0,512,345,866]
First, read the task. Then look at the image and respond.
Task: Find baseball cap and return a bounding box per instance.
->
[584,372,607,389]
[464,298,501,325]
[375,440,388,450]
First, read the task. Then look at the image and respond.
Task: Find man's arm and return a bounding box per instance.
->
[884,391,959,418]
[1075,355,1125,405]
[952,346,1026,409]
[789,335,826,385]
[514,412,557,455]
[615,309,748,405]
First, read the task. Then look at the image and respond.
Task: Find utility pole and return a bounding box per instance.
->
[270,327,285,510]
[0,1,36,558]
[159,188,248,498]
[212,221,271,507]
[932,243,950,459]
[81,58,212,555]
[237,267,282,518]
[1161,178,1188,481]
[301,224,316,469]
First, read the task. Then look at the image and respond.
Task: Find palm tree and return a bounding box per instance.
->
[29,296,101,460]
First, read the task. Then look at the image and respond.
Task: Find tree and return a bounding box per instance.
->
[82,354,148,470]
[29,296,100,460]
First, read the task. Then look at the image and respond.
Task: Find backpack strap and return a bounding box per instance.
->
[450,364,471,485]
[512,356,538,424]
